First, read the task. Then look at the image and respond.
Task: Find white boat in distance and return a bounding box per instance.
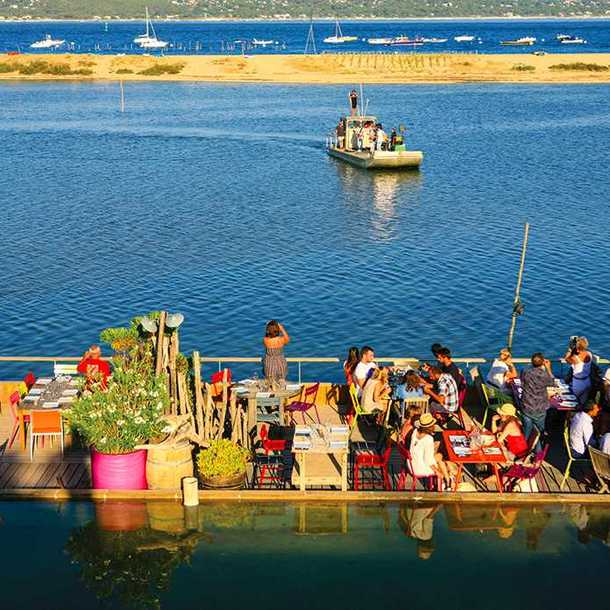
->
[560,36,586,44]
[134,7,168,49]
[323,19,358,44]
[252,39,275,46]
[30,34,65,49]
[391,36,424,46]
[422,37,448,43]
[500,36,536,46]
[454,35,475,42]
[367,37,394,45]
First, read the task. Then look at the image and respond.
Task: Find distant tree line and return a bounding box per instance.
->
[1,0,609,19]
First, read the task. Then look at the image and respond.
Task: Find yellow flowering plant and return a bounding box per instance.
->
[65,360,169,455]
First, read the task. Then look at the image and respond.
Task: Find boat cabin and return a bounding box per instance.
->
[344,115,378,151]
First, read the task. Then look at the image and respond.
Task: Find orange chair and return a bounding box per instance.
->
[30,410,64,461]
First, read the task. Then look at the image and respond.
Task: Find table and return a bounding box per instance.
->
[443,429,507,492]
[511,378,579,411]
[291,424,350,491]
[18,376,78,451]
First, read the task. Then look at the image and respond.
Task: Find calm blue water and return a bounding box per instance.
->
[1,18,610,55]
[0,500,609,609]
[0,81,609,380]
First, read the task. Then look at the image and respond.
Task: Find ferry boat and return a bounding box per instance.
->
[327,115,423,170]
[30,34,65,49]
[500,36,536,46]
[323,19,358,44]
[454,35,475,42]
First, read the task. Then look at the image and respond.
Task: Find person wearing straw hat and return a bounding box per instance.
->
[409,413,453,490]
[491,403,528,460]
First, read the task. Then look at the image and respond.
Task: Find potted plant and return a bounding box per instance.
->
[66,359,169,490]
[197,439,250,489]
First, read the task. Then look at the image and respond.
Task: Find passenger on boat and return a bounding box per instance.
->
[421,366,459,417]
[565,336,593,405]
[361,367,391,422]
[376,123,387,151]
[349,89,358,116]
[389,128,397,150]
[262,320,289,386]
[77,344,111,387]
[520,352,554,444]
[487,348,518,394]
[491,403,528,460]
[598,412,610,455]
[335,117,346,149]
[569,399,601,458]
[409,413,453,490]
[353,345,377,394]
[343,346,359,386]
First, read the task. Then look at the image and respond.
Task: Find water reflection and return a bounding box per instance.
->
[333,161,422,242]
[61,500,610,609]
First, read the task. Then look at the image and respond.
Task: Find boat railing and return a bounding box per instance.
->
[1,354,608,384]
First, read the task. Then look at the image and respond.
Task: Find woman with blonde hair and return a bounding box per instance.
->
[565,336,593,405]
[491,403,528,460]
[361,367,391,422]
[486,347,517,393]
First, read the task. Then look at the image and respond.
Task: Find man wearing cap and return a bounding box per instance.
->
[569,399,601,458]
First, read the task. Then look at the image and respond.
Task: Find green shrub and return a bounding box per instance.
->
[197,439,250,479]
[512,63,536,71]
[549,62,608,72]
[18,60,50,74]
[138,63,185,76]
[115,68,134,74]
[0,62,17,73]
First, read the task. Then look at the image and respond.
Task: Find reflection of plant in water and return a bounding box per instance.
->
[66,522,202,610]
[200,502,255,530]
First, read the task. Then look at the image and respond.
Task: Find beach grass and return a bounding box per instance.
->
[549,62,609,71]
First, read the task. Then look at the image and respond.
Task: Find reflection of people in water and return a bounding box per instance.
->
[497,506,520,539]
[523,507,552,551]
[572,506,610,546]
[398,504,440,560]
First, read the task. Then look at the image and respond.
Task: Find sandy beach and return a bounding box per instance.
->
[1,52,610,84]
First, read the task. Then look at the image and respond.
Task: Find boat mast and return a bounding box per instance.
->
[305,11,317,54]
[507,222,530,351]
[145,6,150,38]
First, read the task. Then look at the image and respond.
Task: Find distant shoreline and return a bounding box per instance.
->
[2,52,610,85]
[1,16,610,23]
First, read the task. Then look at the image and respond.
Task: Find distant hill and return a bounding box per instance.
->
[1,0,609,19]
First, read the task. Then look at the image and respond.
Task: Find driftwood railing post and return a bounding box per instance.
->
[192,351,205,437]
[155,311,167,376]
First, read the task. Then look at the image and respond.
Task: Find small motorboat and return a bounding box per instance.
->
[422,37,448,43]
[327,114,423,171]
[454,35,475,42]
[560,36,587,44]
[500,37,536,46]
[252,39,275,47]
[30,34,65,49]
[367,37,393,45]
[390,36,424,46]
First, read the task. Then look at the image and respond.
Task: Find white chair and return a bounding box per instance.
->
[53,362,78,377]
[30,410,64,461]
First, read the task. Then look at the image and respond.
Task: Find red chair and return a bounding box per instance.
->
[8,390,29,450]
[23,372,36,390]
[285,383,322,425]
[354,442,393,491]
[500,444,549,492]
[257,424,287,488]
[396,441,440,491]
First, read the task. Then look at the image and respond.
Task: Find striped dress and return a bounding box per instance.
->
[263,345,287,383]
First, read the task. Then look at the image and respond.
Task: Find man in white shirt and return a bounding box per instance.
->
[569,400,600,458]
[353,345,377,395]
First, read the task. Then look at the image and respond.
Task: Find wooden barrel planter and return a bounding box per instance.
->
[200,471,246,490]
[146,441,194,490]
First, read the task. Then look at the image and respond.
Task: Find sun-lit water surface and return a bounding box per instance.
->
[0,82,609,380]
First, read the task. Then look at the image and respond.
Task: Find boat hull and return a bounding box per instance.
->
[327,147,423,170]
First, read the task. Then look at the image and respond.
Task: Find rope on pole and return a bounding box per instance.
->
[507,222,530,351]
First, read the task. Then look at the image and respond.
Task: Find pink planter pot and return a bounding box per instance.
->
[91,447,148,490]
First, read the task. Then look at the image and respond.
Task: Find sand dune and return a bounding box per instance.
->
[1,52,610,84]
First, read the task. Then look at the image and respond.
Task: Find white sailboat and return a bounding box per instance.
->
[134,7,168,49]
[30,34,65,49]
[323,19,357,44]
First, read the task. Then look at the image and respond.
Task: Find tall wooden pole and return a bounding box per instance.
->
[119,80,125,113]
[507,222,530,351]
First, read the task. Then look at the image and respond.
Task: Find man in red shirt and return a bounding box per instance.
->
[77,345,111,386]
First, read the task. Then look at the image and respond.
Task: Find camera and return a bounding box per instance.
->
[568,336,578,351]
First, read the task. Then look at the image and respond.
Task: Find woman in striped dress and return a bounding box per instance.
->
[263,320,289,385]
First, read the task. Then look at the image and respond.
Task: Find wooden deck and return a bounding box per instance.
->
[0,380,601,497]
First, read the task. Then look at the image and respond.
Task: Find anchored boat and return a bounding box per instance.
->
[30,34,65,49]
[500,36,536,46]
[327,115,423,170]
